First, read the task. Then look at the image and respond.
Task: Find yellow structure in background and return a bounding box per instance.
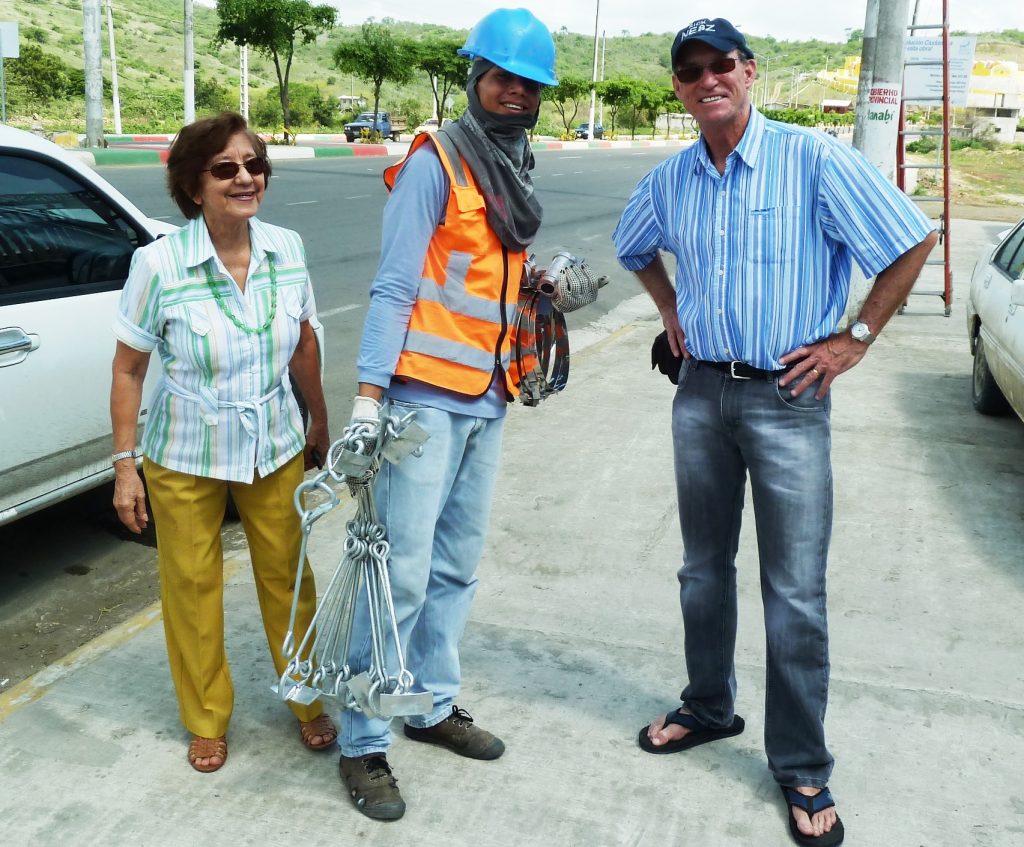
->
[817,55,1023,142]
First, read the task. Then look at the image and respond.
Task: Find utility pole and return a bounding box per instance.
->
[240,44,249,121]
[183,0,195,125]
[846,0,912,319]
[105,0,122,135]
[82,0,104,147]
[852,0,879,150]
[586,0,600,139]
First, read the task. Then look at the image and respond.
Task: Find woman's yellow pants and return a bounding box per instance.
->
[144,454,322,738]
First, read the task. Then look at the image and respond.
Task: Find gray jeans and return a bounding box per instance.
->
[671,359,835,787]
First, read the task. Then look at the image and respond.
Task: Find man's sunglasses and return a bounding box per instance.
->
[204,157,268,180]
[674,57,739,84]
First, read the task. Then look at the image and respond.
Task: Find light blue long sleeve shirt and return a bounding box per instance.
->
[613,107,936,370]
[357,144,507,418]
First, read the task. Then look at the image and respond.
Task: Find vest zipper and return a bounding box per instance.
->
[494,246,513,401]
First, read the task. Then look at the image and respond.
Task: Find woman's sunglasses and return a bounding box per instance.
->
[204,157,268,180]
[674,57,738,84]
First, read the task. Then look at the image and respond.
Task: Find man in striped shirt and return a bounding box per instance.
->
[613,17,936,847]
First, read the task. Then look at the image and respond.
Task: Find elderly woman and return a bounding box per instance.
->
[110,112,335,773]
[336,9,557,820]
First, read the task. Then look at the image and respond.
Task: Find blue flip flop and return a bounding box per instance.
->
[781,786,845,846]
[637,708,745,754]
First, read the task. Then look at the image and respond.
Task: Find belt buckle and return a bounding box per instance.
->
[728,361,751,380]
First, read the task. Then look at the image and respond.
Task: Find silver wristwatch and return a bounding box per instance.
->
[850,320,875,345]
[111,449,140,465]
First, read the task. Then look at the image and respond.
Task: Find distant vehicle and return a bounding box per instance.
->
[343,111,406,143]
[574,123,604,140]
[412,118,454,135]
[0,125,324,527]
[966,216,1024,422]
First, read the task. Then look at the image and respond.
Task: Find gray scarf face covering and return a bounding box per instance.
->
[438,59,543,252]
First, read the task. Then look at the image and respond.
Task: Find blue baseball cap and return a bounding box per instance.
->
[671,18,753,67]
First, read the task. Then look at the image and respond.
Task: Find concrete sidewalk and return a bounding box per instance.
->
[1,220,1022,846]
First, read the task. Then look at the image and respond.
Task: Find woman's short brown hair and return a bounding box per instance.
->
[165,112,272,219]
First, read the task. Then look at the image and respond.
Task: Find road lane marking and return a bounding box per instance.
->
[319,304,362,318]
[559,155,582,159]
[581,234,602,241]
[346,194,370,199]
[551,173,564,177]
[286,200,318,206]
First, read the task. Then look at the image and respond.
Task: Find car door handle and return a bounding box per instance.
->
[0,327,41,367]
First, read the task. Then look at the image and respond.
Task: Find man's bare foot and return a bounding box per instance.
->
[646,708,693,747]
[790,786,838,838]
[781,785,844,844]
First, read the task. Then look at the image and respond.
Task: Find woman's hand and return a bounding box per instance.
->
[303,419,330,470]
[113,464,149,533]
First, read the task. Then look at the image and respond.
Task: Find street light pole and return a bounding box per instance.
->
[586,0,600,139]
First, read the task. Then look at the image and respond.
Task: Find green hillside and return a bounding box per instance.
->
[0,0,1020,133]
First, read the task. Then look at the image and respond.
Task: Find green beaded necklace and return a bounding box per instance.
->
[204,256,278,335]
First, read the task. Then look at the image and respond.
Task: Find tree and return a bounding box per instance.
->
[414,36,470,122]
[215,0,336,137]
[332,23,416,139]
[597,78,636,137]
[5,44,72,102]
[542,75,590,135]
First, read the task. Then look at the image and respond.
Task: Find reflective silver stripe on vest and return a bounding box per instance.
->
[418,250,517,325]
[404,331,511,371]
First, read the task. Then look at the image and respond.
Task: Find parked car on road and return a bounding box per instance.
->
[573,123,604,140]
[966,216,1024,422]
[343,111,405,143]
[412,118,453,135]
[0,126,324,527]
[0,126,176,526]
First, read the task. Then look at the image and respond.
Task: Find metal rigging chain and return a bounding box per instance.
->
[274,406,432,719]
[513,251,610,406]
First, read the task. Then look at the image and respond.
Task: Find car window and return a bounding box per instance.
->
[0,152,148,305]
[993,222,1024,280]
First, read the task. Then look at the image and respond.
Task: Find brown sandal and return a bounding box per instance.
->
[187,735,228,773]
[298,713,337,751]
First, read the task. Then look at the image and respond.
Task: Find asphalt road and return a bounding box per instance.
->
[0,148,676,691]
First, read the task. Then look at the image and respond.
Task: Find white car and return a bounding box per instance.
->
[966,217,1024,422]
[413,118,452,135]
[0,125,177,525]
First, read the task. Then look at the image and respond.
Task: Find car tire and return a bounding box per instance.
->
[972,335,1010,415]
[345,133,355,143]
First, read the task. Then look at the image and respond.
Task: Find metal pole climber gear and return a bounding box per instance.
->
[273,405,433,720]
[513,251,610,406]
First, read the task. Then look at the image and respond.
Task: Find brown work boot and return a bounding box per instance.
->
[338,753,406,820]
[403,705,505,760]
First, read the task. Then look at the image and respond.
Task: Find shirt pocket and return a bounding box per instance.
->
[746,205,801,266]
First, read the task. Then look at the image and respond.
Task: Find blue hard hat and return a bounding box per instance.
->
[458,8,558,87]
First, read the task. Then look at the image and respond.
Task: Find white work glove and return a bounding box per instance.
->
[347,395,382,450]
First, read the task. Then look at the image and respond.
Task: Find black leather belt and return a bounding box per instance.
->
[698,360,786,381]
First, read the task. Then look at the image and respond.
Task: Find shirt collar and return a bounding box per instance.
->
[692,105,765,174]
[183,215,278,270]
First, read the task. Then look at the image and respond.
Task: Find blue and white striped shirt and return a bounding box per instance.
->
[114,215,316,483]
[613,108,935,369]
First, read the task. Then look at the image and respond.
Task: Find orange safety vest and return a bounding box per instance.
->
[383,132,527,398]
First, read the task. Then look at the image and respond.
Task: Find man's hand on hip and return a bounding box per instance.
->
[778,331,869,399]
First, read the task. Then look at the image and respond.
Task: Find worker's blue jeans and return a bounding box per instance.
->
[671,360,835,788]
[339,401,504,756]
